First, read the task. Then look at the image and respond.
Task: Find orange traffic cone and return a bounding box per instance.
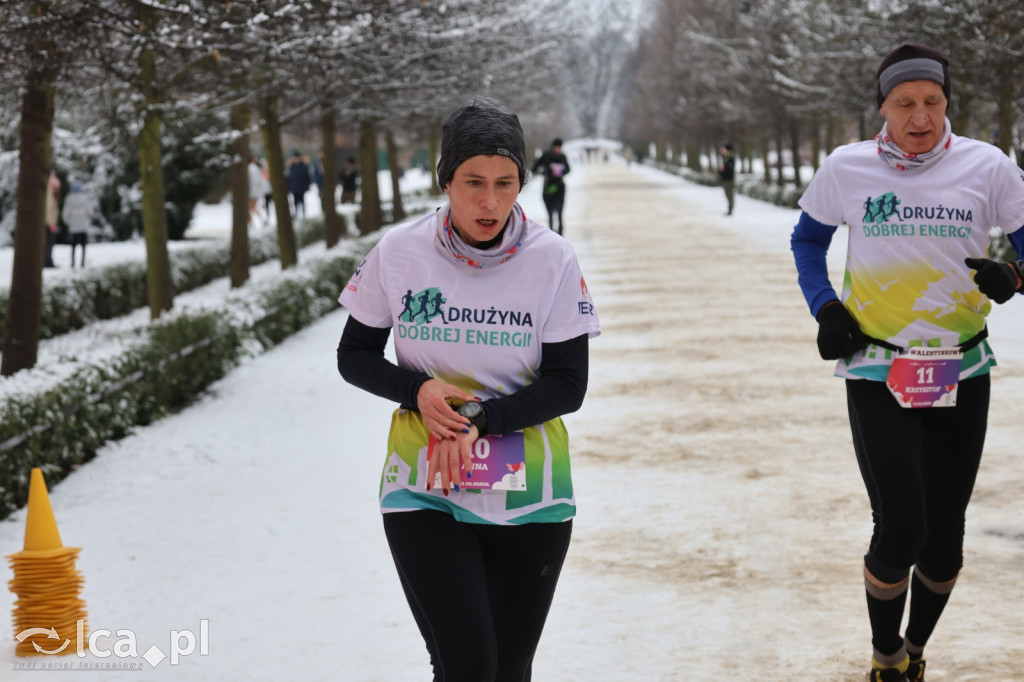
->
[22,468,64,554]
[6,468,88,656]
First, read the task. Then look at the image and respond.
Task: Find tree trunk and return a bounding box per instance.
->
[789,117,801,189]
[810,114,821,174]
[824,114,838,157]
[951,92,972,138]
[138,37,175,320]
[1,43,56,376]
[386,128,405,223]
[774,125,785,186]
[761,140,772,185]
[655,142,667,164]
[995,81,1013,156]
[259,96,297,269]
[319,108,342,248]
[428,126,442,196]
[358,119,382,235]
[686,140,701,173]
[229,102,251,289]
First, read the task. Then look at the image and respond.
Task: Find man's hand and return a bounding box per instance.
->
[965,257,1023,304]
[815,301,868,360]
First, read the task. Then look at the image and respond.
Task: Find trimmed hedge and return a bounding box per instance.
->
[1,219,327,341]
[0,222,384,519]
[646,160,807,209]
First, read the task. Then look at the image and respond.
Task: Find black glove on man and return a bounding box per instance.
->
[965,257,1023,304]
[815,300,867,360]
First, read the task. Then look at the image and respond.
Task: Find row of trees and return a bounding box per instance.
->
[618,0,1024,184]
[8,1,1019,379]
[0,0,576,376]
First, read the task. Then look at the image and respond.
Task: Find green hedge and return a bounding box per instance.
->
[0,228,381,520]
[1,219,326,341]
[646,160,807,208]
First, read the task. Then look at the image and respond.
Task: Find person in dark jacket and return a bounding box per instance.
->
[287,151,312,218]
[718,143,736,216]
[338,157,360,204]
[531,138,570,235]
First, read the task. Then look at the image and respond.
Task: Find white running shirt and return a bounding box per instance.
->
[799,135,1024,380]
[339,208,600,524]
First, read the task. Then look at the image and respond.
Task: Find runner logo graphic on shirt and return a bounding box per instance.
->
[863,192,901,224]
[859,192,975,240]
[399,288,446,325]
[395,287,536,348]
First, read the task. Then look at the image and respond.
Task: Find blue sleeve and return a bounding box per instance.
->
[1008,227,1024,259]
[1009,228,1024,298]
[791,211,840,317]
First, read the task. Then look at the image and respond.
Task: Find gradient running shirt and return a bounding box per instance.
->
[339,210,600,525]
[799,134,1024,381]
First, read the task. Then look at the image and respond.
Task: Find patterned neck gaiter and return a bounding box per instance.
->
[433,203,526,270]
[876,117,952,172]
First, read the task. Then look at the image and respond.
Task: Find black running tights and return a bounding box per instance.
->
[846,375,989,584]
[382,510,572,682]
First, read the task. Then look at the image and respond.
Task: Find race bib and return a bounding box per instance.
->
[886,347,962,408]
[429,432,527,491]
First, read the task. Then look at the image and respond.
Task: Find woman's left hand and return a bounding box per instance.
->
[427,426,479,494]
[416,378,476,442]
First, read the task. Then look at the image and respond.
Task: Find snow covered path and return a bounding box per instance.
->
[2,159,1023,681]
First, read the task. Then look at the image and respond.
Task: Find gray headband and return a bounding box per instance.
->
[878,57,945,101]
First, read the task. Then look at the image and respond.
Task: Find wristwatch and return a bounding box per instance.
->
[1014,260,1024,290]
[457,401,487,434]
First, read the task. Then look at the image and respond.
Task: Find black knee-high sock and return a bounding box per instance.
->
[865,565,910,659]
[905,568,956,655]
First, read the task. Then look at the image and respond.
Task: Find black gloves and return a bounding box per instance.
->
[965,257,1023,304]
[815,301,867,360]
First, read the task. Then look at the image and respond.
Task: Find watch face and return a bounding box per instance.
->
[459,402,482,418]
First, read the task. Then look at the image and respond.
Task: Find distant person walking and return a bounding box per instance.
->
[260,157,273,216]
[44,170,61,268]
[61,181,92,268]
[338,157,359,204]
[247,154,268,228]
[287,151,311,218]
[313,151,325,194]
[718,143,736,216]
[531,138,570,235]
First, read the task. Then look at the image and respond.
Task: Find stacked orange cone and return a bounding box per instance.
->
[6,468,88,656]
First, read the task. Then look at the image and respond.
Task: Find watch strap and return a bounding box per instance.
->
[463,403,487,434]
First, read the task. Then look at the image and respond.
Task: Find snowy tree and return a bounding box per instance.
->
[0,1,81,376]
[77,0,230,318]
[561,1,639,139]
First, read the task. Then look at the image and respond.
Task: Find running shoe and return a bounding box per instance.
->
[868,668,907,682]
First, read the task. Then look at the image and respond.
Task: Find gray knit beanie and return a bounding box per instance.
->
[436,96,527,190]
[877,43,950,108]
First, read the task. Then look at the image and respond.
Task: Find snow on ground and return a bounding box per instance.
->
[0,154,1022,681]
